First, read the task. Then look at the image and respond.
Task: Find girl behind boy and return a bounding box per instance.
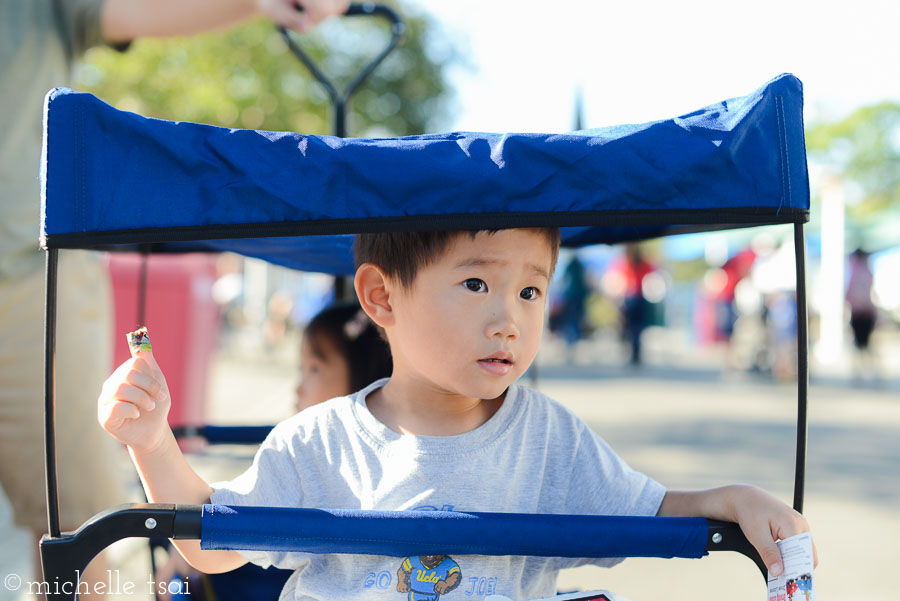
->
[296,302,392,412]
[155,301,392,600]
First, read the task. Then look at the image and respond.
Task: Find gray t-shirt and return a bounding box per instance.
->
[211,380,665,600]
[0,0,108,279]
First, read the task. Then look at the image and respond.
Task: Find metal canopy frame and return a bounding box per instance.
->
[40,224,810,598]
[36,38,811,595]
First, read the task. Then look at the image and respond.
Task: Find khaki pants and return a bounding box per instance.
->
[0,251,129,532]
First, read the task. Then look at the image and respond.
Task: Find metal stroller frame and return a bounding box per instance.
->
[37,66,810,599]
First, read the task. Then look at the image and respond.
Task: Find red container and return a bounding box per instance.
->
[106,253,220,428]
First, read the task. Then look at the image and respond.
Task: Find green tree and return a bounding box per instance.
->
[75,2,455,137]
[806,102,900,219]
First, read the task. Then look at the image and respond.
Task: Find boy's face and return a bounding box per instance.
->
[386,229,553,402]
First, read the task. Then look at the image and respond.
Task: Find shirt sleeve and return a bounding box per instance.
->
[56,0,130,58]
[559,423,667,569]
[209,421,308,569]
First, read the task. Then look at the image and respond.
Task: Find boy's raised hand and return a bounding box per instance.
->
[98,328,171,455]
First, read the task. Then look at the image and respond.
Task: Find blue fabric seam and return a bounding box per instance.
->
[779,95,793,209]
[774,95,788,216]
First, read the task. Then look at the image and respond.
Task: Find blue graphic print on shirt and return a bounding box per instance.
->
[398,555,461,600]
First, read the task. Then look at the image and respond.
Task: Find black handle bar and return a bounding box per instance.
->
[278,3,406,137]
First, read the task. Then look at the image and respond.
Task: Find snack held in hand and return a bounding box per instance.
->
[127,326,152,353]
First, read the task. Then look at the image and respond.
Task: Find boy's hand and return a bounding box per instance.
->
[98,329,171,455]
[659,484,818,577]
[729,485,818,577]
[257,0,350,33]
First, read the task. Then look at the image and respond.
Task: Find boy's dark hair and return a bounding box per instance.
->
[305,302,393,393]
[354,229,561,288]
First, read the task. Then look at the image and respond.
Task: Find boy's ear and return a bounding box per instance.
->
[354,263,395,328]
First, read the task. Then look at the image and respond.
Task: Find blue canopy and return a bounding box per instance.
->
[40,74,808,274]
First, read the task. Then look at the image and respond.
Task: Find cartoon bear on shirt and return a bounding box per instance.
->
[397,555,461,600]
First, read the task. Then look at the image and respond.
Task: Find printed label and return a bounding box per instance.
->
[767,532,816,601]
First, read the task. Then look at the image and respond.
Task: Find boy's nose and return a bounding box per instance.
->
[486,310,519,340]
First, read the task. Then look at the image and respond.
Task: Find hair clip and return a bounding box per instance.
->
[343,310,370,340]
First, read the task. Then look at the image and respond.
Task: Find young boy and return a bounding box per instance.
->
[98,228,814,600]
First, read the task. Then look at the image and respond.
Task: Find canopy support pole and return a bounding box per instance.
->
[137,244,152,326]
[792,223,809,513]
[44,248,61,538]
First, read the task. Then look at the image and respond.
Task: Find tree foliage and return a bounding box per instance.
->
[75,2,455,137]
[806,102,900,219]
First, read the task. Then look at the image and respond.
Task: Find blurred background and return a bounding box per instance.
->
[2,1,898,600]
[68,0,900,383]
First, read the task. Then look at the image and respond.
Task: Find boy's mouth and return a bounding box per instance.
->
[477,353,514,375]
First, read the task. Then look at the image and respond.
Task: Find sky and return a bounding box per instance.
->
[404,0,900,311]
[409,0,900,133]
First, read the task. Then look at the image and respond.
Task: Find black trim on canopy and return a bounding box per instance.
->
[42,207,810,249]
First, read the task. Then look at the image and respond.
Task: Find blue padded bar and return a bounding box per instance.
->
[201,505,709,559]
[202,425,275,445]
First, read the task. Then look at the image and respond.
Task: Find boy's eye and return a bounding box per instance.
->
[463,278,487,293]
[520,287,540,300]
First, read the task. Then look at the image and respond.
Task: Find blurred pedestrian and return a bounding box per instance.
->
[767,291,798,381]
[714,247,756,342]
[747,235,796,380]
[555,253,592,358]
[710,246,757,371]
[616,243,655,366]
[846,248,878,378]
[0,1,348,597]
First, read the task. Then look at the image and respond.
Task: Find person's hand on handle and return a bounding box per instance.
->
[98,328,171,455]
[658,484,818,578]
[258,0,350,33]
[730,485,819,578]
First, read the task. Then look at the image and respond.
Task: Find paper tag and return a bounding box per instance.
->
[767,532,816,601]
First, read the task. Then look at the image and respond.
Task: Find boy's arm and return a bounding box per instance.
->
[98,334,246,573]
[129,428,247,573]
[101,0,349,42]
[657,484,816,577]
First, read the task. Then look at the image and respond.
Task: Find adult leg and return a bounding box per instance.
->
[0,251,130,598]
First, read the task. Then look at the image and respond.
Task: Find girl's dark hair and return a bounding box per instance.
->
[304,301,393,393]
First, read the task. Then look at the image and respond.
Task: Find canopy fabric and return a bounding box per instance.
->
[41,74,809,273]
[200,505,709,559]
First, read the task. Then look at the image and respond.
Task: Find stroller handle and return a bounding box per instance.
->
[278,3,406,137]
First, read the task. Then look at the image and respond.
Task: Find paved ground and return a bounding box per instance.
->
[2,330,898,600]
